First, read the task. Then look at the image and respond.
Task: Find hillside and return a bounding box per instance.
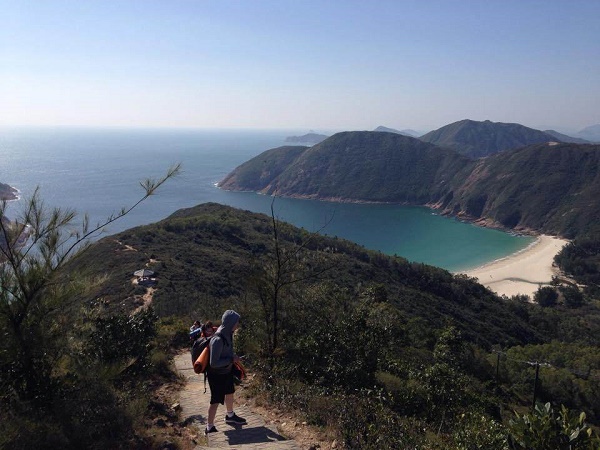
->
[219,145,308,192]
[544,129,590,144]
[419,119,559,158]
[438,142,600,238]
[65,202,600,443]
[69,202,547,348]
[578,124,600,142]
[220,131,472,204]
[373,125,420,137]
[220,132,600,238]
[284,133,328,145]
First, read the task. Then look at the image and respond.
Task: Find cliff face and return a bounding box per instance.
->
[438,142,600,238]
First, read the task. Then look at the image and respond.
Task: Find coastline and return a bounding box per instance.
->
[458,235,570,298]
[0,183,19,201]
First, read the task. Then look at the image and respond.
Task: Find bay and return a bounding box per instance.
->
[0,127,533,272]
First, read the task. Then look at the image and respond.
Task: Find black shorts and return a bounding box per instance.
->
[207,370,235,405]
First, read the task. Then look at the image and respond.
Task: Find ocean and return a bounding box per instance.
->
[0,127,534,271]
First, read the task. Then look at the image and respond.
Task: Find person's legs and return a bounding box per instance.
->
[208,403,219,425]
[225,393,234,413]
[206,372,226,433]
[224,392,247,424]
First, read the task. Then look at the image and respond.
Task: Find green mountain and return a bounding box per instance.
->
[221,131,471,204]
[219,145,308,192]
[220,132,600,238]
[67,203,600,433]
[69,203,544,347]
[544,129,590,144]
[439,142,600,238]
[419,119,559,158]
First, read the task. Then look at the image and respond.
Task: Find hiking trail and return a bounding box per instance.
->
[173,353,303,449]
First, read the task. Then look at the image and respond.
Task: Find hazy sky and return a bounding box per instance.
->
[2,0,599,133]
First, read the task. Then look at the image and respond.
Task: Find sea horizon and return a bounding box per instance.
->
[0,127,534,272]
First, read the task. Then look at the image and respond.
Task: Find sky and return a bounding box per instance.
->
[2,0,599,134]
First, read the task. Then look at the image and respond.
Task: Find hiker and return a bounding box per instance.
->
[202,320,215,337]
[189,320,202,342]
[205,309,246,434]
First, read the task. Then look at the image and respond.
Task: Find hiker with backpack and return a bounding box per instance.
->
[204,309,246,434]
[202,320,216,337]
[189,320,202,343]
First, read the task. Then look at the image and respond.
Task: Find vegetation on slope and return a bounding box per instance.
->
[221,132,600,239]
[222,131,472,204]
[555,227,600,297]
[64,203,600,447]
[441,142,600,238]
[70,202,540,348]
[4,182,599,448]
[0,168,183,450]
[419,119,559,158]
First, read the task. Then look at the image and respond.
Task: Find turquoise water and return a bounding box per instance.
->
[0,127,533,271]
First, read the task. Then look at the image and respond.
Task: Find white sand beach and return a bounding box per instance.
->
[458,235,570,298]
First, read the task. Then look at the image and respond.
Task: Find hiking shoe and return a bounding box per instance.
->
[225,413,247,425]
[204,425,218,435]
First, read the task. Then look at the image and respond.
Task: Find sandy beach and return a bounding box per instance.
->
[458,235,570,298]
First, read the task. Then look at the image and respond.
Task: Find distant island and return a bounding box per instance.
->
[577,124,600,142]
[373,125,420,137]
[0,182,18,201]
[284,133,329,145]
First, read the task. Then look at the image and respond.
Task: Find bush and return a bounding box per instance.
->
[535,287,559,307]
[508,402,600,450]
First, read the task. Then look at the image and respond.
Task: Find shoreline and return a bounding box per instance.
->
[457,235,570,298]
[0,183,19,201]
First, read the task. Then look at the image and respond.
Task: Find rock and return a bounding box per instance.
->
[161,440,177,450]
[331,439,338,449]
[171,403,181,411]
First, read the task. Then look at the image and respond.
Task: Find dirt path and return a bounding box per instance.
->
[173,353,302,449]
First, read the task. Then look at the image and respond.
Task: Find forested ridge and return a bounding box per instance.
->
[220,131,600,239]
[57,203,600,448]
[3,159,600,448]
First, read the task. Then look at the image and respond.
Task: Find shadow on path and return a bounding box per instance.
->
[173,352,301,449]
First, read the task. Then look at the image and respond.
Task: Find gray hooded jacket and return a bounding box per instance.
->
[209,310,240,375]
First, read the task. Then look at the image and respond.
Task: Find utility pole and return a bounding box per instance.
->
[495,351,501,384]
[532,362,540,410]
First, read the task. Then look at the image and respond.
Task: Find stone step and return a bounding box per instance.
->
[174,353,302,449]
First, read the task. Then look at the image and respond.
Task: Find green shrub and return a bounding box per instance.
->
[508,402,600,450]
